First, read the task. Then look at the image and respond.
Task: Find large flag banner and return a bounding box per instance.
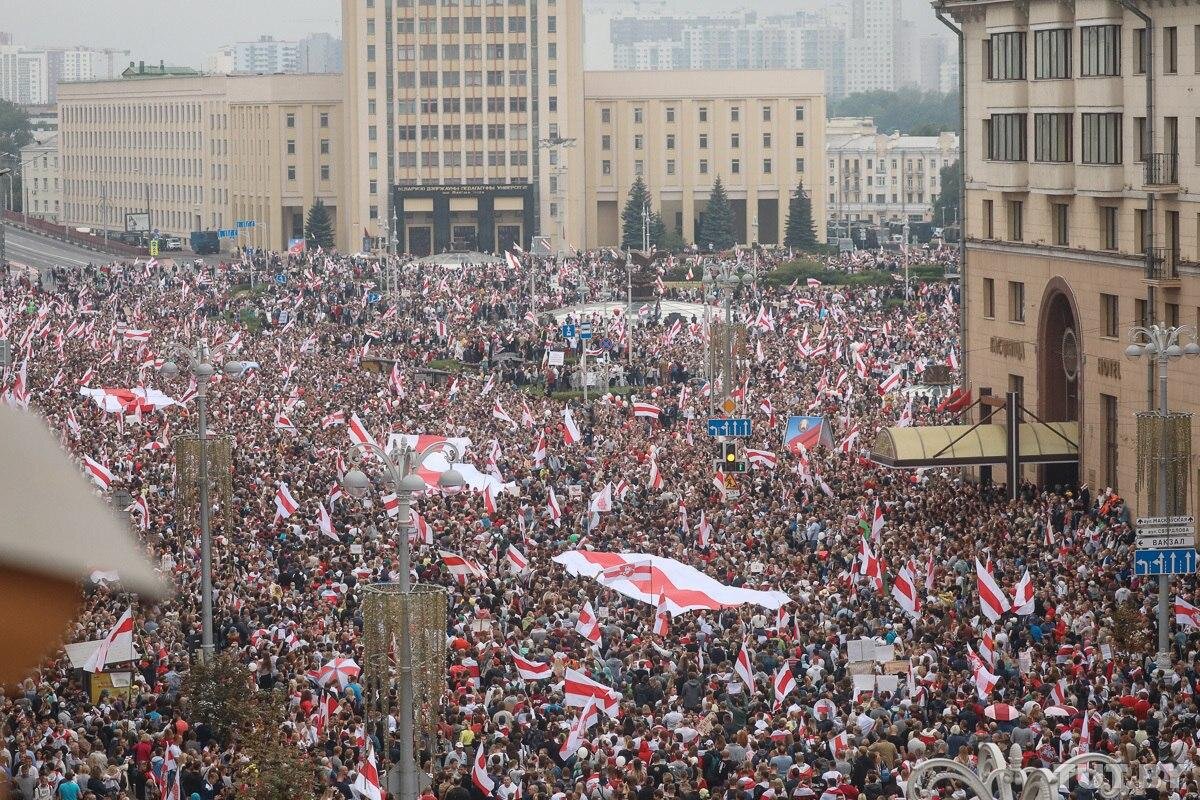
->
[784,416,831,453]
[553,550,790,613]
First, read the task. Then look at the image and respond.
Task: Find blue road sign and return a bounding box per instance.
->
[235,219,257,229]
[561,323,576,338]
[367,291,381,304]
[274,273,287,285]
[1135,548,1198,576]
[217,228,238,239]
[707,418,753,438]
[579,322,593,340]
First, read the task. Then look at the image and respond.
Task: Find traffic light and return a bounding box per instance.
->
[719,442,746,473]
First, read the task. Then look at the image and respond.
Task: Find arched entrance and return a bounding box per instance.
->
[1037,279,1081,487]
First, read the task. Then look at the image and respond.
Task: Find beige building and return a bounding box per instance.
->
[341,0,585,255]
[58,71,345,252]
[19,133,61,223]
[826,117,959,228]
[582,69,826,249]
[942,0,1200,502]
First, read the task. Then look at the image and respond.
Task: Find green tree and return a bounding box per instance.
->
[237,691,321,800]
[830,89,959,135]
[697,177,736,251]
[0,100,32,212]
[931,160,962,229]
[621,176,653,250]
[783,180,818,250]
[305,199,334,250]
[181,651,258,745]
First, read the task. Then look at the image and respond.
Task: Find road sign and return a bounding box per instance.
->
[274,273,287,285]
[367,291,381,304]
[561,323,576,339]
[148,240,159,257]
[1137,524,1196,536]
[707,418,752,437]
[1134,548,1198,576]
[720,398,737,414]
[235,219,257,229]
[217,228,238,239]
[1138,516,1195,527]
[1136,533,1196,550]
[579,322,593,340]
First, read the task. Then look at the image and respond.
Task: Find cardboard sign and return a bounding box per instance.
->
[547,350,565,366]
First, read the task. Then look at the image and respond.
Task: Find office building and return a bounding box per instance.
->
[613,40,683,71]
[57,72,344,251]
[844,0,901,95]
[298,33,344,74]
[0,46,48,105]
[342,0,585,255]
[942,0,1200,497]
[582,69,826,249]
[20,134,60,222]
[826,117,959,227]
[205,37,300,75]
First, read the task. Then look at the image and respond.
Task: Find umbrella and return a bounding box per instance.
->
[317,657,361,688]
[984,703,1019,721]
[1044,705,1079,717]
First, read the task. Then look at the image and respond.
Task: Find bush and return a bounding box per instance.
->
[764,259,894,288]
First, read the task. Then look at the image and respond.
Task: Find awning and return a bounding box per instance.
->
[871,421,1078,468]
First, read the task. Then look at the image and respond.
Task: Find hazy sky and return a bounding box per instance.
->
[0,0,945,68]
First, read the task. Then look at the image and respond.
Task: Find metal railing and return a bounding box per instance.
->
[1145,247,1177,281]
[1144,152,1178,186]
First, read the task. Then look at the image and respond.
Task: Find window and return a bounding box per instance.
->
[1101,293,1119,337]
[366,44,376,61]
[1135,298,1147,328]
[699,159,708,174]
[601,135,611,151]
[982,199,994,238]
[548,43,556,59]
[1135,117,1147,161]
[1135,208,1148,253]
[666,159,676,175]
[287,139,296,155]
[699,107,708,122]
[988,32,1026,80]
[1080,25,1120,76]
[731,133,740,148]
[286,113,296,128]
[795,132,805,147]
[320,164,331,180]
[762,106,772,122]
[463,16,481,32]
[1102,393,1118,490]
[794,106,804,122]
[548,70,556,86]
[1007,200,1023,241]
[763,158,772,174]
[1052,202,1069,246]
[507,16,525,32]
[666,134,675,150]
[1167,302,1180,328]
[634,134,643,150]
[987,113,1027,161]
[699,134,708,149]
[1081,113,1122,164]
[547,14,556,32]
[1035,28,1071,78]
[601,108,610,124]
[1008,280,1025,322]
[763,132,771,148]
[731,158,740,174]
[1134,28,1147,74]
[287,165,296,181]
[795,157,805,172]
[1034,113,1072,162]
[983,278,996,318]
[1165,26,1178,73]
[633,107,643,124]
[320,112,329,127]
[1101,205,1119,250]
[731,106,740,122]
[601,160,611,175]
[634,159,643,176]
[665,107,675,123]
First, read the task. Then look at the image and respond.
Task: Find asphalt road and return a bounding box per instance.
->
[3,226,227,275]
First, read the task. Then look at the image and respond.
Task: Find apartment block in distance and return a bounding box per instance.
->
[582,69,826,249]
[941,0,1200,501]
[826,117,959,228]
[342,0,585,255]
[57,70,345,251]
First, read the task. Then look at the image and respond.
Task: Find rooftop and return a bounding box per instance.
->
[120,60,200,79]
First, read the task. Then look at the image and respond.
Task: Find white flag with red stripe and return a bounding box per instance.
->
[439,550,486,585]
[509,648,552,680]
[275,483,299,518]
[559,698,600,759]
[546,486,562,527]
[471,743,495,797]
[353,743,384,800]
[891,564,921,616]
[1176,597,1200,629]
[321,410,346,429]
[575,600,602,646]
[125,495,149,531]
[1012,570,1034,615]
[531,431,547,466]
[877,369,903,396]
[563,667,622,717]
[773,665,797,709]
[84,456,114,490]
[318,503,338,541]
[83,607,133,673]
[506,544,529,573]
[348,412,378,449]
[653,593,670,637]
[976,558,1011,622]
[633,401,662,419]
[563,408,582,445]
[734,639,755,692]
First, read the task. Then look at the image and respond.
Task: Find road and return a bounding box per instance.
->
[3,225,110,273]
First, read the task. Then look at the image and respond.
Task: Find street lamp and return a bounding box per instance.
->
[159,340,249,661]
[702,261,750,412]
[1125,323,1200,668]
[341,439,464,800]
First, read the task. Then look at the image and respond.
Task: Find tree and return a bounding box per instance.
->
[931,160,961,229]
[697,177,736,251]
[305,199,335,250]
[182,651,258,746]
[0,100,31,213]
[236,691,321,800]
[783,180,818,250]
[621,176,653,250]
[830,89,958,135]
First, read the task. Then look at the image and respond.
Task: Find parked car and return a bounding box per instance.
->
[163,236,183,251]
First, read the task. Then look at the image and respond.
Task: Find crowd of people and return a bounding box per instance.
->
[0,241,1192,800]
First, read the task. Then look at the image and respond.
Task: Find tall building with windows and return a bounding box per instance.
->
[0,46,48,105]
[57,72,344,251]
[942,0,1200,498]
[342,0,585,256]
[844,0,901,94]
[582,70,826,249]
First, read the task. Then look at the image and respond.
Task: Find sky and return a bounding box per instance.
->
[0,0,946,69]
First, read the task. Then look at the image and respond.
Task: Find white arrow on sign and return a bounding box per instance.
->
[1137,516,1194,527]
[1136,526,1196,537]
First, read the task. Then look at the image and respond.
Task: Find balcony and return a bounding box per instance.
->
[1143,152,1179,192]
[1142,247,1182,290]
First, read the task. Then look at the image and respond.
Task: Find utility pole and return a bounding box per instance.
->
[642,200,650,252]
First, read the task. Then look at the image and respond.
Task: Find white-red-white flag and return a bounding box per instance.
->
[531,431,547,466]
[773,665,797,709]
[877,369,903,396]
[83,607,133,673]
[734,639,755,692]
[558,698,600,759]
[275,483,299,518]
[506,544,529,573]
[492,399,517,428]
[575,600,602,646]
[348,412,378,449]
[976,558,1011,622]
[745,448,778,469]
[633,401,662,419]
[125,495,149,531]
[1012,570,1035,615]
[546,486,562,527]
[563,408,582,445]
[321,410,346,429]
[471,743,495,797]
[1176,597,1200,629]
[318,503,338,541]
[697,509,712,547]
[563,667,622,717]
[509,648,552,680]
[353,743,384,800]
[84,456,114,490]
[439,550,486,585]
[589,483,612,514]
[891,565,921,616]
[652,594,670,637]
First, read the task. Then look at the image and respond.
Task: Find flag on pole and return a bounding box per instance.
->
[471,743,495,796]
[275,483,299,518]
[976,558,1012,622]
[83,608,133,673]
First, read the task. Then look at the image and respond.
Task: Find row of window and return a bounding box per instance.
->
[599,105,806,125]
[397,123,529,140]
[828,193,933,205]
[985,112,1124,165]
[600,157,792,177]
[987,24,1193,80]
[394,150,530,167]
[396,43,529,59]
[284,164,334,181]
[600,131,806,151]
